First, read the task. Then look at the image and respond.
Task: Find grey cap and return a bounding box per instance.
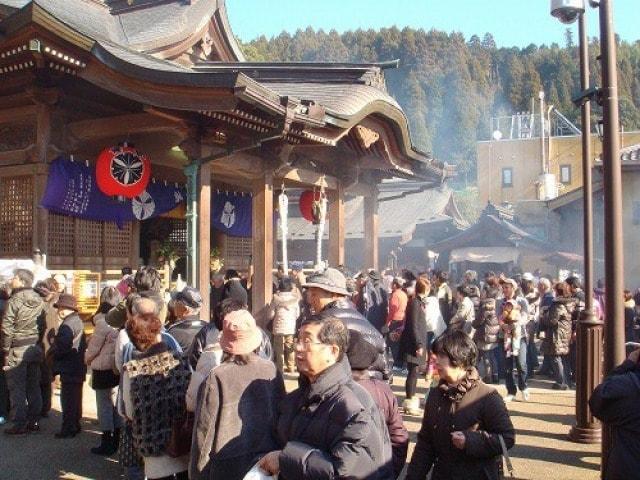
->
[302,268,349,296]
[174,286,203,309]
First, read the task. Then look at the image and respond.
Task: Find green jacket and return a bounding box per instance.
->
[1,288,44,357]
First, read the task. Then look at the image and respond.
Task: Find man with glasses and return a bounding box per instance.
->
[259,317,393,479]
[302,268,389,380]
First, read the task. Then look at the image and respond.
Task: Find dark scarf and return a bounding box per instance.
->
[438,367,480,403]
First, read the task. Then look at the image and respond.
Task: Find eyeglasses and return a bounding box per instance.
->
[295,338,328,350]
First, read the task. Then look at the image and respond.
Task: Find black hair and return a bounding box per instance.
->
[13,269,34,288]
[303,317,349,362]
[456,285,468,296]
[121,266,132,276]
[134,267,161,293]
[436,270,448,283]
[432,330,478,369]
[214,297,246,330]
[225,269,240,280]
[278,276,294,293]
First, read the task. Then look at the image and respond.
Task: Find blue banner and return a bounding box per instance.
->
[40,157,185,226]
[211,191,252,237]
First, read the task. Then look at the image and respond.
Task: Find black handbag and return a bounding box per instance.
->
[91,368,120,390]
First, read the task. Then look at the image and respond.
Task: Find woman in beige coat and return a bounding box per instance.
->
[84,286,121,455]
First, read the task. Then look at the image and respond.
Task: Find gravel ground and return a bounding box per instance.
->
[0,373,601,480]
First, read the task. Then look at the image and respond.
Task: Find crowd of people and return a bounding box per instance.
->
[0,262,638,479]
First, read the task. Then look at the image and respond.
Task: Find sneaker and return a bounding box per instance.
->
[504,394,515,403]
[0,416,6,426]
[522,389,531,402]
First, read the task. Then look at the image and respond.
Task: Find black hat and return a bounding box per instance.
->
[175,286,203,309]
[347,330,379,370]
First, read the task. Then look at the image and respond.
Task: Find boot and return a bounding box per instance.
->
[91,431,112,455]
[103,428,120,456]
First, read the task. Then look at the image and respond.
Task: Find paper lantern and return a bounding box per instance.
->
[96,144,151,198]
[299,190,325,224]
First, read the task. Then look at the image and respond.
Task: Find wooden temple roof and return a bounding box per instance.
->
[0,0,452,183]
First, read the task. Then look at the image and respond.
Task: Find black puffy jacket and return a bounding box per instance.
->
[314,298,389,379]
[277,360,393,480]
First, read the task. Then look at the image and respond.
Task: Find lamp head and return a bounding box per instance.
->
[550,0,585,24]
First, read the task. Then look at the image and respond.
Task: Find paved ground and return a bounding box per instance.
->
[0,373,601,480]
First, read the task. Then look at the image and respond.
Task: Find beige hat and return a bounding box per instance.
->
[219,310,263,355]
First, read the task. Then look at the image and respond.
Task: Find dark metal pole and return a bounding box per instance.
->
[569,10,603,445]
[598,0,625,476]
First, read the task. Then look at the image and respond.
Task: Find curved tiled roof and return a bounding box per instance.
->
[266,82,401,118]
[0,0,245,59]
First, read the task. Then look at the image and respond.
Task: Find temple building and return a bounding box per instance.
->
[0,0,451,322]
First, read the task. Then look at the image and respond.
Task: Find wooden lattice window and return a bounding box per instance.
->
[48,213,74,256]
[167,219,186,256]
[224,235,252,268]
[76,218,102,257]
[0,176,33,257]
[104,222,132,257]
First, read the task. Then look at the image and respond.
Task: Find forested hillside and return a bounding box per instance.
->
[240,27,640,182]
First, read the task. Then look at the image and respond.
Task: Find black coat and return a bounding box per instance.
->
[407,376,515,480]
[277,361,393,480]
[358,280,389,332]
[540,297,574,356]
[590,359,640,480]
[51,312,87,383]
[166,315,206,352]
[315,298,389,379]
[223,279,248,307]
[399,296,428,366]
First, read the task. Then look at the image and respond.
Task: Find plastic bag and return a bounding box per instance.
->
[242,463,278,480]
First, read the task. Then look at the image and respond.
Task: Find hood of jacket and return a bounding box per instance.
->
[273,291,299,306]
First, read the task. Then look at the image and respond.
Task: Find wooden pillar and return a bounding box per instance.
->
[252,172,273,327]
[363,190,379,271]
[130,221,141,268]
[328,182,345,267]
[197,162,211,322]
[33,104,51,257]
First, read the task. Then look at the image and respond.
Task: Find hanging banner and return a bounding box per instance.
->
[40,157,185,227]
[211,191,252,237]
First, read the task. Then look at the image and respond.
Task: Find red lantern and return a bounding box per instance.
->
[299,190,324,224]
[96,144,151,198]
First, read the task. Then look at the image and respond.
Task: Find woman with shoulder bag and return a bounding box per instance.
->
[85,286,122,455]
[407,330,515,480]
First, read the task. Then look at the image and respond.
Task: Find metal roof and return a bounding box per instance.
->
[282,185,464,241]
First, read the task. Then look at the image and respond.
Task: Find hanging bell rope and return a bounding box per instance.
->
[278,184,289,274]
[313,185,328,269]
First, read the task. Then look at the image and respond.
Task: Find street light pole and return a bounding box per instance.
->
[568,9,603,445]
[597,0,625,476]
